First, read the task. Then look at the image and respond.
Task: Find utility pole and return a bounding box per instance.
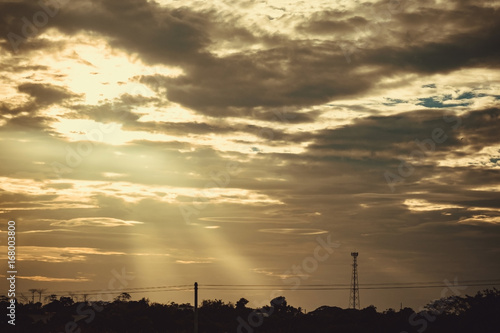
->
[194,282,198,333]
[36,289,47,304]
[349,252,360,309]
[28,289,37,304]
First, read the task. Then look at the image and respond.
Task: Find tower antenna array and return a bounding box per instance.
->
[349,252,360,309]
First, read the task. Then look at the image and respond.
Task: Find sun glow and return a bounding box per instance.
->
[33,30,183,105]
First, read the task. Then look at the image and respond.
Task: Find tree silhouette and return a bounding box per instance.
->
[236,297,249,310]
[114,292,131,302]
[58,296,74,307]
[2,288,499,333]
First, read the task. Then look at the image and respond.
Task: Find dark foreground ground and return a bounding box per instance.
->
[1,289,499,332]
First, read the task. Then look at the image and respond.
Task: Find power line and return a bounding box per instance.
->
[202,283,500,291]
[19,279,500,297]
[39,284,192,295]
[26,285,193,298]
[202,279,500,288]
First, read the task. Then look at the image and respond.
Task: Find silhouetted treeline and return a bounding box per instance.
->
[1,289,498,332]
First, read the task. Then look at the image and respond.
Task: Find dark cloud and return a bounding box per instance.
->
[459,108,500,151]
[0,1,70,53]
[361,28,500,74]
[50,0,211,65]
[2,114,55,130]
[0,100,36,115]
[68,101,143,124]
[0,1,40,49]
[307,108,500,157]
[3,0,498,118]
[18,83,81,106]
[0,82,79,118]
[155,2,499,115]
[161,46,374,115]
[296,11,368,35]
[356,3,500,73]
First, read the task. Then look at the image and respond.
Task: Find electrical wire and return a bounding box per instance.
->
[19,279,500,298]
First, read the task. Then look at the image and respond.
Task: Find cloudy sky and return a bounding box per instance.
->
[0,0,499,311]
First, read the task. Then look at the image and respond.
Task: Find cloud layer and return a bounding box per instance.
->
[0,0,499,311]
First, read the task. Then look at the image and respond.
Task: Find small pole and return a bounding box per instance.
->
[194,282,198,333]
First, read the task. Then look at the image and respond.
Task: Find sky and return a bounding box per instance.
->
[0,0,499,313]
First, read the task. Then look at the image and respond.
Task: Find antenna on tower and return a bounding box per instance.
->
[349,252,360,309]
